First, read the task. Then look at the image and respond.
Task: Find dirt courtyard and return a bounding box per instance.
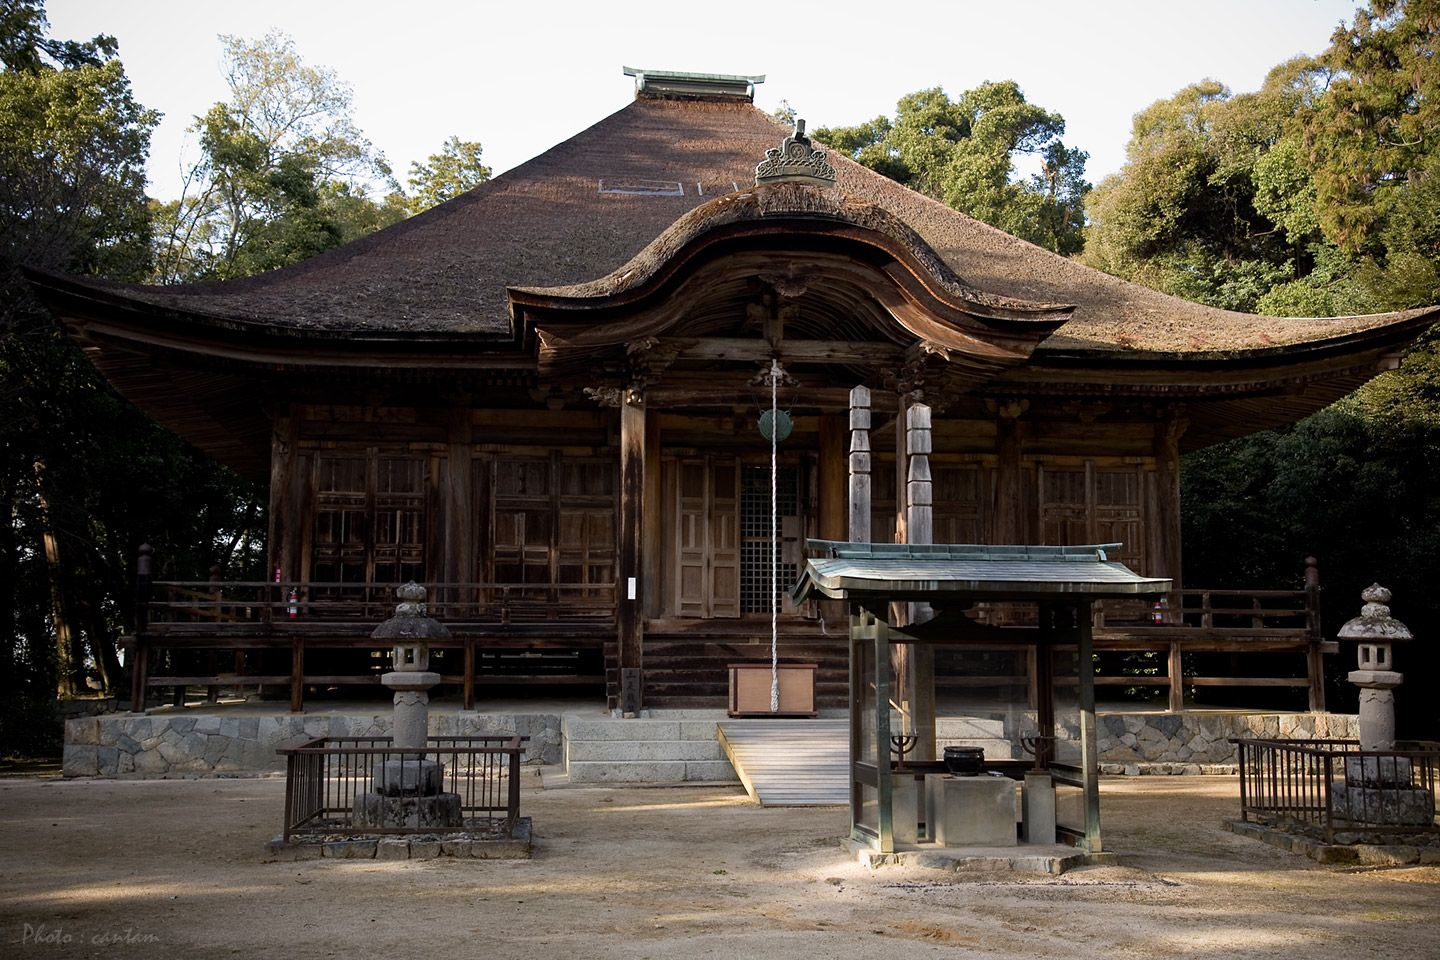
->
[1,773,1437,960]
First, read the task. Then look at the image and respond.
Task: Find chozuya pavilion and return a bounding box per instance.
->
[27,68,1438,730]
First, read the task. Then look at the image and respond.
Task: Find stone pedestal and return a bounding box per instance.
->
[891,775,918,845]
[1021,773,1056,844]
[353,792,463,829]
[1348,669,1401,752]
[925,774,1016,847]
[383,671,441,749]
[376,758,445,796]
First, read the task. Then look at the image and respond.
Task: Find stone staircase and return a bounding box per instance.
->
[562,712,739,784]
[561,712,1015,788]
[935,717,1014,760]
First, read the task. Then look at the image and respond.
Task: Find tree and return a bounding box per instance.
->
[153,30,400,283]
[405,136,490,214]
[1302,0,1440,257]
[1,3,267,752]
[814,82,1090,255]
[1081,61,1348,313]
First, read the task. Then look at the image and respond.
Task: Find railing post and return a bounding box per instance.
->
[507,738,521,833]
[463,639,476,712]
[1167,640,1184,712]
[131,544,153,714]
[290,636,304,713]
[1304,557,1325,712]
[207,565,222,704]
[1235,739,1248,821]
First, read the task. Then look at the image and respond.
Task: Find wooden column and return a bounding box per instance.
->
[617,391,646,715]
[848,386,871,543]
[894,396,909,547]
[819,413,847,623]
[444,410,474,589]
[642,409,663,620]
[905,403,936,759]
[1304,556,1325,712]
[1153,410,1187,588]
[1077,601,1102,853]
[818,414,846,541]
[130,544,152,714]
[266,409,304,580]
[994,400,1027,543]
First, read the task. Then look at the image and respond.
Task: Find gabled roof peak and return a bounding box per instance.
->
[623,66,763,102]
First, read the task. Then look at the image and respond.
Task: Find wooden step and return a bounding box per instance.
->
[717,719,848,807]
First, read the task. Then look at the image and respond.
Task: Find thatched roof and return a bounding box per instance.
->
[35,95,1436,355]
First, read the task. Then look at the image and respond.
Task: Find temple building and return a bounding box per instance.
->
[29,69,1440,716]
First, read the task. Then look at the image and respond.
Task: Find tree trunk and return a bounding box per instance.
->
[34,459,82,697]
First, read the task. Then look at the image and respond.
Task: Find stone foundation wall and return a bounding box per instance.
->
[63,708,1360,779]
[1096,711,1359,766]
[62,712,562,778]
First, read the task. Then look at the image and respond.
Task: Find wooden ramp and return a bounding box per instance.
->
[717,719,849,806]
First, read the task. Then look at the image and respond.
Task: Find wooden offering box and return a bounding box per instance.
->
[728,662,818,717]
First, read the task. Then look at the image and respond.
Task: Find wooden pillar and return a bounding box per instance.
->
[267,409,304,580]
[995,400,1027,543]
[617,392,646,716]
[463,639,476,712]
[819,414,846,542]
[207,565,222,704]
[1153,410,1187,589]
[1304,556,1325,712]
[1167,640,1185,713]
[289,636,304,714]
[894,396,909,547]
[869,606,895,854]
[848,386,871,543]
[444,409,474,590]
[1076,601,1102,853]
[130,544,152,714]
[642,409,663,620]
[905,403,935,759]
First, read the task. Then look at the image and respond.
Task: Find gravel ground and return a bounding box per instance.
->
[1,774,1437,959]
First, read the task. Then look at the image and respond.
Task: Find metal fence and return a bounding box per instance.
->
[1231,737,1439,844]
[278,735,525,841]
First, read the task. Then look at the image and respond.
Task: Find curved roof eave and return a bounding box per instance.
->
[508,181,1075,327]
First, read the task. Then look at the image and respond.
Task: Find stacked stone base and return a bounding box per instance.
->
[352,792,463,829]
[265,818,532,861]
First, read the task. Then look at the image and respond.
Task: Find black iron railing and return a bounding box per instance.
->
[278,735,525,842]
[1231,737,1440,844]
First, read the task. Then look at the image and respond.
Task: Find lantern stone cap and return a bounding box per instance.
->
[370,581,452,640]
[1336,584,1413,643]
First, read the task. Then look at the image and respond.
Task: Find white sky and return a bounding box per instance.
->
[47,0,1361,202]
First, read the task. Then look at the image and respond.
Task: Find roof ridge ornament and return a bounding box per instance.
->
[755,119,836,187]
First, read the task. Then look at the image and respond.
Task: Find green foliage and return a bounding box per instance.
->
[1303,0,1440,255]
[1181,336,1440,732]
[814,82,1090,256]
[405,136,490,214]
[153,30,400,282]
[1,4,267,747]
[1082,62,1338,313]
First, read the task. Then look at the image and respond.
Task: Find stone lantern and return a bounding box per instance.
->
[353,582,462,829]
[1338,583,1411,752]
[1332,584,1434,826]
[371,581,451,749]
